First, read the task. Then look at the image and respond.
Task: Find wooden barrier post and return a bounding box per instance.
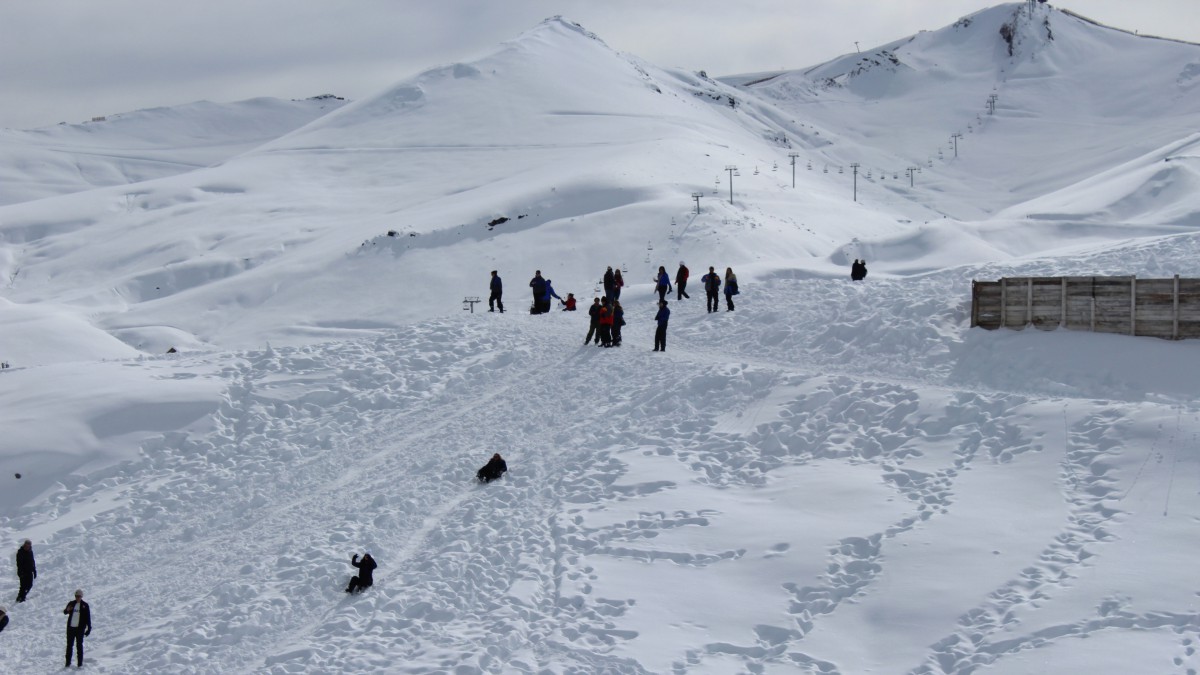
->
[1174,274,1180,340]
[1026,278,1033,327]
[1060,277,1067,328]
[1130,276,1137,336]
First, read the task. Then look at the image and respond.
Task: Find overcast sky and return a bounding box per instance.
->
[3,0,1198,130]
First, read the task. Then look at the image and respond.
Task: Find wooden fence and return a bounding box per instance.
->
[971,276,1200,340]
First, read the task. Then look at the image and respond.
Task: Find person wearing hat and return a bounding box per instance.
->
[15,539,35,603]
[0,605,9,633]
[675,262,690,300]
[63,589,91,668]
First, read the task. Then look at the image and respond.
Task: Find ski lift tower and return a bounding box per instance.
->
[691,192,703,214]
[788,152,800,188]
[725,165,739,204]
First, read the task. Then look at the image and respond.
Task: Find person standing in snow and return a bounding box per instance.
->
[675,262,690,300]
[542,279,563,313]
[611,300,625,347]
[701,266,722,313]
[488,270,504,313]
[655,266,672,303]
[584,298,601,344]
[612,269,624,301]
[63,589,91,668]
[345,553,377,594]
[529,271,547,314]
[477,453,508,483]
[597,298,614,347]
[15,539,35,603]
[855,259,868,281]
[724,267,739,311]
[603,266,616,302]
[653,300,670,352]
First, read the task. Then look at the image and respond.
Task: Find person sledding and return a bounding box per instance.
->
[477,453,508,483]
[345,553,377,593]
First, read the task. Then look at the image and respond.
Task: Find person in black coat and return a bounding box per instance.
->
[0,605,8,633]
[15,539,35,603]
[63,589,92,668]
[529,271,547,314]
[477,453,508,483]
[488,270,504,313]
[346,553,377,593]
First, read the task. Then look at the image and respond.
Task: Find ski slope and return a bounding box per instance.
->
[2,4,1200,673]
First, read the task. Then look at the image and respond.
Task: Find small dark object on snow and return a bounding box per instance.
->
[387,230,398,237]
[477,453,508,483]
[14,473,20,479]
[166,347,177,354]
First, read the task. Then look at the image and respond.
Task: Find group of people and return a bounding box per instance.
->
[584,296,626,348]
[489,262,744,351]
[6,540,94,668]
[851,259,868,281]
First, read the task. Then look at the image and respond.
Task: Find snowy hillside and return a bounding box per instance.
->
[2,4,1200,674]
[0,96,347,207]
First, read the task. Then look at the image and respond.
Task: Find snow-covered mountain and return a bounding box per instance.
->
[2,4,1200,673]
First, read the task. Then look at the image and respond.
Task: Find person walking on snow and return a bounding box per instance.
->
[701,266,722,313]
[724,267,739,311]
[655,266,672,303]
[346,553,377,593]
[15,540,35,603]
[675,262,690,300]
[529,271,547,314]
[63,589,91,668]
[653,300,670,351]
[584,298,601,344]
[488,270,504,312]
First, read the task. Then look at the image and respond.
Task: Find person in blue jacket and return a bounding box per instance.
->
[655,266,672,303]
[653,300,670,352]
[488,270,504,313]
[541,279,562,313]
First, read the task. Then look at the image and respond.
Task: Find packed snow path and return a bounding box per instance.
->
[3,273,1200,674]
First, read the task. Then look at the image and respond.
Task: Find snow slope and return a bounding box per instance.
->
[2,5,1200,674]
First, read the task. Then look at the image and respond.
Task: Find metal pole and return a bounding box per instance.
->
[788,152,799,188]
[850,163,860,201]
[725,165,737,204]
[951,133,962,158]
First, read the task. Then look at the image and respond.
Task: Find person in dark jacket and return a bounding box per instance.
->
[655,266,672,303]
[724,267,739,311]
[612,269,624,301]
[701,267,722,313]
[675,262,690,300]
[477,453,508,483]
[488,270,504,312]
[529,271,547,314]
[603,267,616,302]
[653,300,670,351]
[346,553,377,593]
[0,605,8,633]
[15,539,35,603]
[63,589,91,668]
[561,293,576,311]
[852,259,867,281]
[584,298,601,344]
[611,300,625,346]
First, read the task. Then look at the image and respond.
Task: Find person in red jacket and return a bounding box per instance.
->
[597,298,614,347]
[561,293,577,311]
